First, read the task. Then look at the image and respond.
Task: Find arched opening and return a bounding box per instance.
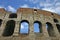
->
[56,24,60,33]
[53,19,58,23]
[0,19,2,26]
[46,22,55,37]
[34,21,42,33]
[20,20,29,34]
[2,20,15,36]
[9,13,17,18]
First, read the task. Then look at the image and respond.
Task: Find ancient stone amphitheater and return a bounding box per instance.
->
[0,8,60,40]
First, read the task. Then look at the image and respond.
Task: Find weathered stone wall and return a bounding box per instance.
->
[0,8,60,40]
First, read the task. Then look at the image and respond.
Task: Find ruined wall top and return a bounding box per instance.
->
[17,8,60,18]
[0,8,60,18]
[0,8,6,13]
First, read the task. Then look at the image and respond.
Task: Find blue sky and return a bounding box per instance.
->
[0,0,60,14]
[20,22,29,33]
[20,22,40,33]
[34,23,40,32]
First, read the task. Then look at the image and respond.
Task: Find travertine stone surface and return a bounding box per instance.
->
[0,8,60,40]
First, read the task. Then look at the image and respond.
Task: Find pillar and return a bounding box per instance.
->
[0,20,7,36]
[13,21,20,36]
[42,23,49,37]
[29,21,35,40]
[52,23,60,37]
[42,23,51,40]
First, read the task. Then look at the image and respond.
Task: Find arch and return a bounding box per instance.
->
[46,22,55,37]
[53,19,58,23]
[0,19,2,26]
[2,20,15,36]
[9,13,17,18]
[56,24,60,33]
[20,20,29,34]
[20,20,29,24]
[34,21,42,33]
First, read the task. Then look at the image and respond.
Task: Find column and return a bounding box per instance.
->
[42,23,49,37]
[42,23,51,40]
[52,23,60,37]
[29,22,35,40]
[5,13,9,19]
[0,20,7,36]
[13,21,20,36]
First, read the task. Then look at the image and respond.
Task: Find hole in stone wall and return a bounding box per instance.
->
[53,19,58,23]
[56,24,60,33]
[34,21,42,33]
[34,9,37,13]
[20,20,29,35]
[0,19,2,26]
[34,9,37,11]
[51,13,54,15]
[2,20,15,36]
[46,22,55,37]
[9,13,17,18]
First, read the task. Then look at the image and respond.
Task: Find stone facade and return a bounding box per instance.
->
[0,8,60,40]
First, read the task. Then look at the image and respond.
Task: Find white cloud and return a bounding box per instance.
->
[40,2,53,8]
[55,2,60,6]
[42,8,56,13]
[42,7,60,15]
[0,6,6,10]
[21,23,28,29]
[0,6,4,8]
[7,6,16,13]
[33,7,38,9]
[33,6,40,9]
[39,0,60,15]
[0,6,16,13]
[21,24,24,29]
[20,4,29,8]
[55,7,60,14]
